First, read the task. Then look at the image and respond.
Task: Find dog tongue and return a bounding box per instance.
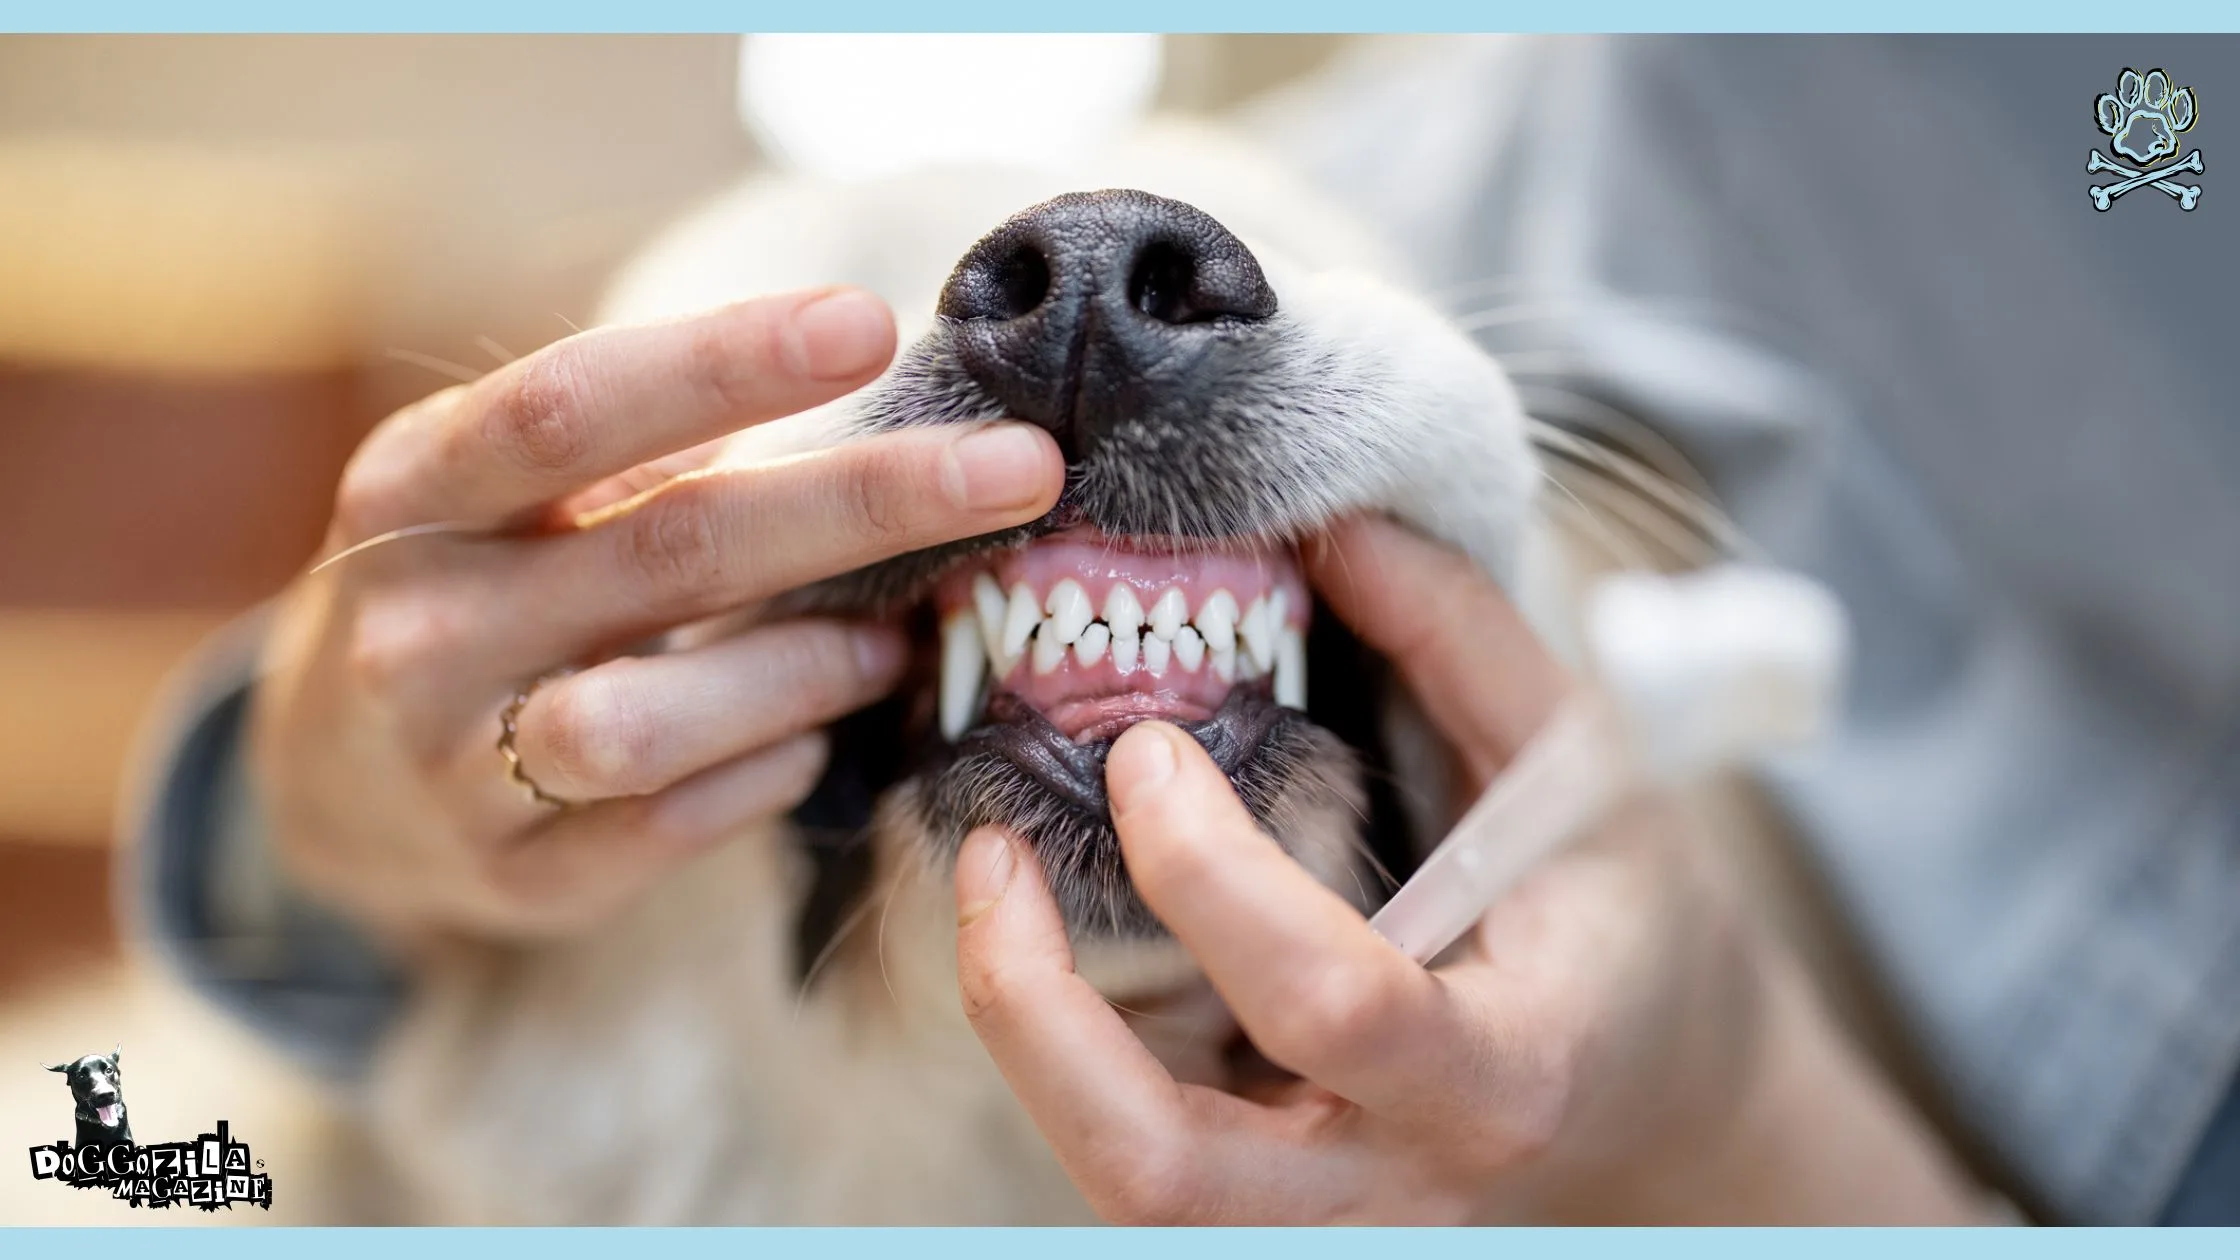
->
[98,1104,120,1126]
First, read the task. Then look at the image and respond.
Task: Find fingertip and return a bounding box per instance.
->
[955,825,1021,926]
[1107,720,1183,806]
[945,422,1066,515]
[785,286,896,383]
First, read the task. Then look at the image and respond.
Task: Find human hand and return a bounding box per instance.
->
[251,287,1065,948]
[953,516,1988,1223]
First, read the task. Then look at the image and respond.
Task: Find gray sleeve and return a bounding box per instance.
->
[119,610,407,1085]
[1247,35,2240,1225]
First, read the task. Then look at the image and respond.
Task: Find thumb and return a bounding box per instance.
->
[1305,515,1572,788]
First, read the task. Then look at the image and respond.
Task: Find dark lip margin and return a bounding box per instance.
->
[942,681,1290,821]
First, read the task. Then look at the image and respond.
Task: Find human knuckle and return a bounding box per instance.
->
[833,447,918,544]
[1097,1137,1199,1225]
[342,600,448,696]
[537,676,656,793]
[619,490,729,597]
[487,349,600,476]
[1272,963,1395,1063]
[956,956,1014,1025]
[683,318,767,415]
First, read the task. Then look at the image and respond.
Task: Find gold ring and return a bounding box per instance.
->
[497,668,582,810]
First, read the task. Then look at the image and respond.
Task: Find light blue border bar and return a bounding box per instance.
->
[3,3,2240,33]
[2,1229,2239,1254]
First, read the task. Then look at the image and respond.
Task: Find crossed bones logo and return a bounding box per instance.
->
[2091,67,2203,211]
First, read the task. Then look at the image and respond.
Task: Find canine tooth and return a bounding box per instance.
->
[1111,624,1140,674]
[1031,625,1067,675]
[1173,625,1205,672]
[1195,589,1238,652]
[1142,632,1171,676]
[1210,645,1236,684]
[972,574,1010,668]
[1102,584,1144,632]
[1273,626,1307,710]
[938,610,985,742]
[1001,583,1040,659]
[1074,622,1111,667]
[1045,579,1093,645]
[1238,595,1277,673]
[1148,587,1187,640]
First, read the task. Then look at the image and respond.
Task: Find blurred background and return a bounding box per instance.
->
[0,33,1361,1006]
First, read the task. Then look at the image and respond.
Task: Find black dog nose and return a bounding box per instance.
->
[937,189,1276,460]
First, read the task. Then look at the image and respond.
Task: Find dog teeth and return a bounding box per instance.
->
[1045,579,1093,645]
[1195,589,1238,652]
[945,571,1307,715]
[1273,626,1306,710]
[1172,625,1205,672]
[1110,622,1140,674]
[1031,624,1067,676]
[938,609,985,742]
[1102,585,1143,633]
[1141,631,1171,677]
[1238,595,1277,673]
[1147,587,1187,641]
[1073,622,1111,667]
[971,573,1012,674]
[1001,582,1040,660]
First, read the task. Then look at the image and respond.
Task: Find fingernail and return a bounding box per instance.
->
[945,424,1057,513]
[852,624,908,684]
[956,827,1018,925]
[1107,722,1180,811]
[789,288,893,381]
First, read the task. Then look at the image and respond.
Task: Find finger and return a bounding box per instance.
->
[474,732,829,936]
[1306,515,1572,785]
[1108,722,1524,1126]
[505,619,908,802]
[487,421,1062,667]
[335,288,897,542]
[954,826,1247,1222]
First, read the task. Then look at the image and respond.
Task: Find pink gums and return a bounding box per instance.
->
[932,527,1309,743]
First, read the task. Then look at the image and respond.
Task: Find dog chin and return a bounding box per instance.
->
[893,705,1365,940]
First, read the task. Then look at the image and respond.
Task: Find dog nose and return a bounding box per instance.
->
[938,189,1276,460]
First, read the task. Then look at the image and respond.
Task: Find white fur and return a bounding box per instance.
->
[365,117,1570,1225]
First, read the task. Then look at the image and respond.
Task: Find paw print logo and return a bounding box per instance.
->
[2089,67,2203,211]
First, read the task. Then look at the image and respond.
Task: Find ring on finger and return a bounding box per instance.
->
[497,668,585,810]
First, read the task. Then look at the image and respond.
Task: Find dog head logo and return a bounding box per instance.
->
[43,1046,130,1147]
[26,1049,273,1211]
[2089,67,2204,211]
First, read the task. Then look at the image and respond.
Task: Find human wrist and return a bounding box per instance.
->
[1659,950,1993,1223]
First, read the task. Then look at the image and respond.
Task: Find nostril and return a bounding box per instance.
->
[1127,241,1204,325]
[991,245,1050,321]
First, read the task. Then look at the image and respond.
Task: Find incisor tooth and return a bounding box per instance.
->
[1173,625,1205,672]
[1238,595,1276,672]
[1111,624,1140,674]
[1045,579,1093,645]
[1031,625,1067,675]
[1001,583,1040,658]
[1103,584,1144,632]
[1148,588,1187,640]
[1274,626,1307,710]
[1074,622,1111,667]
[938,610,985,741]
[972,573,1009,669]
[1195,589,1238,652]
[1142,632,1171,676]
[1210,645,1236,684]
